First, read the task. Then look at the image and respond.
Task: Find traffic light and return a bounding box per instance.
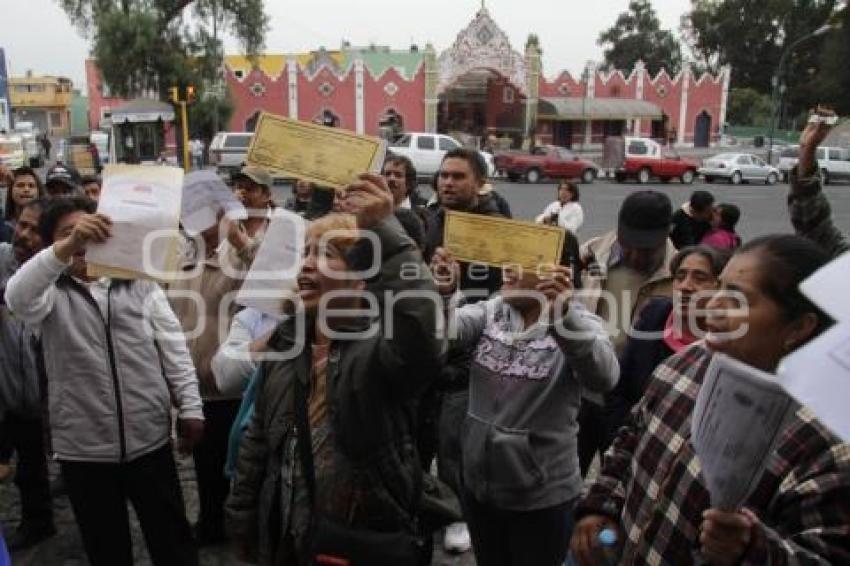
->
[186,85,196,104]
[168,86,179,103]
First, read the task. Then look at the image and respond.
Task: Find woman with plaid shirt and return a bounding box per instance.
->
[572,235,850,565]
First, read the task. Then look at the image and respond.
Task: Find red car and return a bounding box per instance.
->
[611,137,699,184]
[495,145,598,184]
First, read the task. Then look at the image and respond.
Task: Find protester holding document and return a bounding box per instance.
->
[226,173,443,565]
[571,234,850,565]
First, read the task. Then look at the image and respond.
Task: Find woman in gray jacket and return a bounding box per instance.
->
[432,248,619,566]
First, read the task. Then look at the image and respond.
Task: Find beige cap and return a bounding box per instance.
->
[232,165,273,188]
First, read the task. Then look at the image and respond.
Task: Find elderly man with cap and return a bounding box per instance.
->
[44,164,82,198]
[577,191,675,476]
[225,165,274,264]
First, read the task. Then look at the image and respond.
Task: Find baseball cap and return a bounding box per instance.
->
[232,165,272,189]
[617,191,673,249]
[45,164,81,193]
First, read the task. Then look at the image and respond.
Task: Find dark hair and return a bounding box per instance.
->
[670,245,730,278]
[5,167,45,221]
[716,203,740,232]
[557,181,579,202]
[689,190,715,213]
[80,175,101,187]
[384,153,418,191]
[739,234,832,338]
[441,148,487,182]
[39,196,97,245]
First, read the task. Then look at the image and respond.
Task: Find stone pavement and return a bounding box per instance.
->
[0,451,476,565]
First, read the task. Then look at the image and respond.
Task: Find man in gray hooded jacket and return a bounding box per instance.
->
[5,196,204,566]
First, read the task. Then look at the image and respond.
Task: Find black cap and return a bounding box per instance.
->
[45,164,81,194]
[617,191,673,249]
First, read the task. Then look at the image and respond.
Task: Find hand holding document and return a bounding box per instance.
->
[86,165,184,281]
[235,208,306,316]
[443,211,566,272]
[691,354,795,510]
[181,170,247,235]
[246,113,387,190]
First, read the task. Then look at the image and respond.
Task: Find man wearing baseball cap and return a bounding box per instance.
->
[44,164,81,198]
[577,190,676,475]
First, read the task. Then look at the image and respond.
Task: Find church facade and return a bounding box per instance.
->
[88,6,730,149]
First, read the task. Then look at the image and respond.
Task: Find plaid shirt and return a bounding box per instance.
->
[788,164,850,259]
[576,344,850,565]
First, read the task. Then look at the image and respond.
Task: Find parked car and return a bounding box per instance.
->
[609,137,699,184]
[699,153,780,185]
[494,145,598,183]
[209,132,254,178]
[813,146,850,184]
[0,136,26,169]
[389,132,495,181]
[777,146,800,182]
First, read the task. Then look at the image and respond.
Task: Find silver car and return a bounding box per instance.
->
[699,153,781,185]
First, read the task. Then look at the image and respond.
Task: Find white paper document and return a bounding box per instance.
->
[778,322,850,444]
[236,208,306,316]
[86,165,184,280]
[181,170,247,235]
[800,252,850,322]
[691,354,795,510]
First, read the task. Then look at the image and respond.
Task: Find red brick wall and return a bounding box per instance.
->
[363,65,425,135]
[226,66,289,131]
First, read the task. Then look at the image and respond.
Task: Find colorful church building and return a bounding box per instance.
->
[88,6,730,149]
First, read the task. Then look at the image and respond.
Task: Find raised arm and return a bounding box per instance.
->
[788,109,850,258]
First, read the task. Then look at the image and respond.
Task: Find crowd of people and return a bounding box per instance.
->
[0,113,845,566]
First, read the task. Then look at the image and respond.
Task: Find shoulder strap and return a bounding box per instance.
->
[293,351,317,507]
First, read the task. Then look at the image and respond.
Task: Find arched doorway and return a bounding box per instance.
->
[694,110,712,148]
[245,110,261,132]
[315,109,340,128]
[438,68,525,145]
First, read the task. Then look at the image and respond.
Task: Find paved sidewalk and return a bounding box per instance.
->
[0,452,476,565]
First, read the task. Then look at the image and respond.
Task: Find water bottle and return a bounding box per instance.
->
[564,528,620,566]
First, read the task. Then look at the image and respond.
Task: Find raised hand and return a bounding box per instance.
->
[343,173,394,229]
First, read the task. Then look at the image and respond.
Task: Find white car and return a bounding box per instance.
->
[699,153,780,185]
[389,132,495,181]
[0,136,26,169]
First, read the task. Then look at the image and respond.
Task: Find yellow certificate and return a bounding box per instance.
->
[246,112,387,189]
[444,211,566,270]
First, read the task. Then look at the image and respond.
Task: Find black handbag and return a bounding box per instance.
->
[293,371,426,566]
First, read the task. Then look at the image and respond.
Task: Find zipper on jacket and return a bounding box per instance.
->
[105,286,127,462]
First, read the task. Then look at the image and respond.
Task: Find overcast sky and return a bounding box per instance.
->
[3,0,691,88]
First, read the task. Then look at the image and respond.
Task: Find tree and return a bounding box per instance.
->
[682,0,839,121]
[598,0,683,76]
[57,0,268,99]
[726,87,772,126]
[814,6,850,115]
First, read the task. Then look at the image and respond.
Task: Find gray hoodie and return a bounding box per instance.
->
[452,297,618,511]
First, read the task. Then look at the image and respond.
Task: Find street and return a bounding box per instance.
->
[485,177,850,244]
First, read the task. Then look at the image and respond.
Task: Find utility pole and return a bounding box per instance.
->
[169,85,196,172]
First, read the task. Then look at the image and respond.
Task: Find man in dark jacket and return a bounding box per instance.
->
[226,173,443,565]
[669,190,715,249]
[0,198,55,550]
[423,148,505,554]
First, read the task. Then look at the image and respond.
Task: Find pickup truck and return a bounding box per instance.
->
[209,132,254,178]
[389,132,495,181]
[607,137,699,184]
[494,145,598,183]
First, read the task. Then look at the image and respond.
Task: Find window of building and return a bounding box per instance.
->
[234,69,245,80]
[50,112,61,128]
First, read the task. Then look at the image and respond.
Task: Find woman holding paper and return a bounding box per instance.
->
[571,234,850,565]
